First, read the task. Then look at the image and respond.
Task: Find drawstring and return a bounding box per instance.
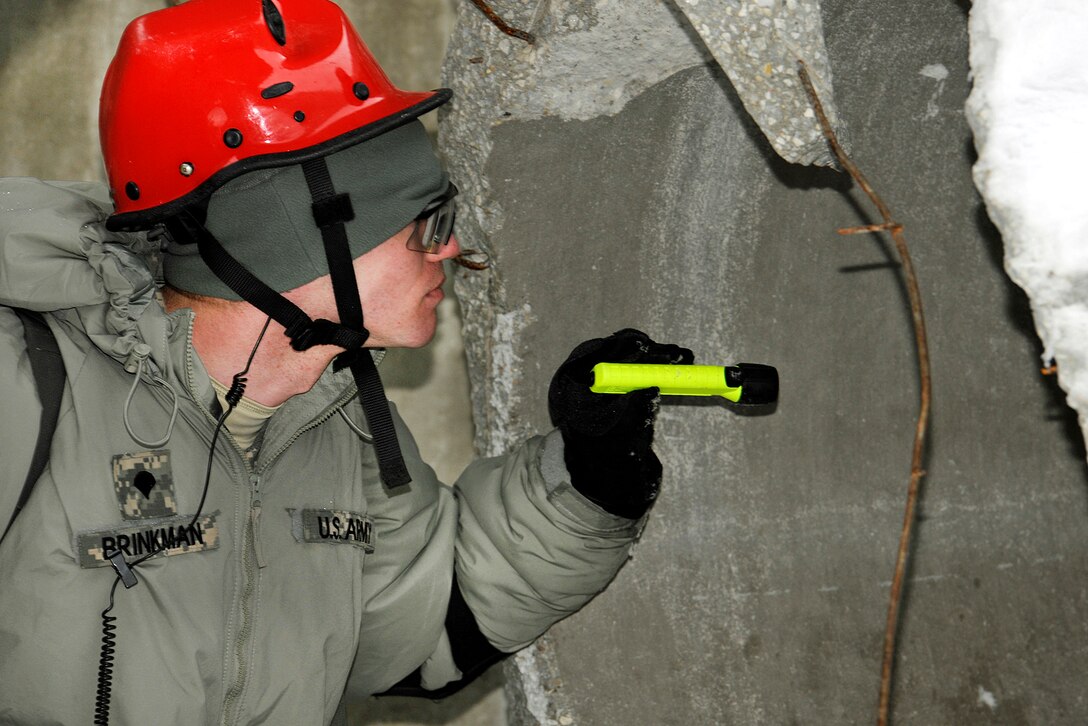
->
[338,406,374,443]
[122,351,180,448]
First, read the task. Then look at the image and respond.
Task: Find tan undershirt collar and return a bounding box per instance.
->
[210,378,282,451]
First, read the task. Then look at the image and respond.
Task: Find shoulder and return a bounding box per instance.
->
[0,177,112,215]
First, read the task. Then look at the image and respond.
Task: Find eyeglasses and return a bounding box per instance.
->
[406,183,457,254]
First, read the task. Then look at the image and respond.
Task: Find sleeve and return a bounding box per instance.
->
[453,429,645,652]
[375,572,507,699]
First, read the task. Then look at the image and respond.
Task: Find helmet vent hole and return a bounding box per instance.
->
[262,0,287,46]
[223,129,244,149]
[294,110,306,122]
[261,81,294,100]
[125,182,140,201]
[353,82,370,101]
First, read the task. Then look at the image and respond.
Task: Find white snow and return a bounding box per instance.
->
[967,1,1088,451]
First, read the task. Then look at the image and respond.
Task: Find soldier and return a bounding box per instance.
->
[0,0,690,723]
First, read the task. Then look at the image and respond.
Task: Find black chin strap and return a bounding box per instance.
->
[301,156,411,488]
[166,213,368,352]
[165,165,411,488]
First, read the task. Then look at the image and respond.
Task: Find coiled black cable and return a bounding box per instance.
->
[93,577,122,725]
[91,317,271,724]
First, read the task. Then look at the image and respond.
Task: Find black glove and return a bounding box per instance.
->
[549,329,694,519]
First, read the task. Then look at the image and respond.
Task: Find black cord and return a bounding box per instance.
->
[92,317,271,724]
[224,316,269,408]
[92,577,122,725]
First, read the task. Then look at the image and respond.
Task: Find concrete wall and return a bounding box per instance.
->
[442,0,1088,723]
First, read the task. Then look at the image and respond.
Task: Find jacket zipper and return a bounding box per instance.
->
[220,470,263,724]
[250,472,267,570]
[221,390,357,722]
[177,313,363,722]
[220,488,258,726]
[174,313,261,725]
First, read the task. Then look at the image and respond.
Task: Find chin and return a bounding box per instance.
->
[377,319,438,350]
[404,325,439,349]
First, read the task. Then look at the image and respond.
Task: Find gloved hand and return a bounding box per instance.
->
[549,329,694,519]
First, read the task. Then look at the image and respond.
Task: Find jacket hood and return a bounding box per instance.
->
[0,178,170,369]
[0,176,380,450]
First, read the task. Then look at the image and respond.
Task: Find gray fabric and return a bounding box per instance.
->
[0,308,42,535]
[418,628,463,690]
[455,430,643,651]
[0,179,162,363]
[163,120,449,299]
[0,177,643,724]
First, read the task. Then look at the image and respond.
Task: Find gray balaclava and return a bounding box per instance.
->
[163,119,448,299]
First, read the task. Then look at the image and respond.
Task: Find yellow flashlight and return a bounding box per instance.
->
[590,362,778,405]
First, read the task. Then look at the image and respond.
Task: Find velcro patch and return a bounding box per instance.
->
[288,508,374,552]
[112,449,177,520]
[75,513,220,569]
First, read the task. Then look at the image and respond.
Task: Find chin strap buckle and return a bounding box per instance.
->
[287,318,369,352]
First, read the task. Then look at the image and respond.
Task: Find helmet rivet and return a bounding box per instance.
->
[179,162,195,176]
[223,129,244,149]
[294,110,306,122]
[125,181,140,201]
[353,82,370,101]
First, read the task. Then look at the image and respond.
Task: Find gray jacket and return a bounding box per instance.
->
[0,178,643,725]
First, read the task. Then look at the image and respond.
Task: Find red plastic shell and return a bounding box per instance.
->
[101,0,447,230]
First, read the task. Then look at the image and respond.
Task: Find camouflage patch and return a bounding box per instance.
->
[75,512,220,569]
[112,449,177,520]
[287,508,374,552]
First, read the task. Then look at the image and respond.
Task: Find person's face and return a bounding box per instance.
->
[352,221,461,349]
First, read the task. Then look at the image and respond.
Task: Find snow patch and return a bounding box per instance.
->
[967,0,1088,455]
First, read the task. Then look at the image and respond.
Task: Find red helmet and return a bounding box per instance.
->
[101,0,449,231]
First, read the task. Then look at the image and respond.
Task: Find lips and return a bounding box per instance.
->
[426,277,445,302]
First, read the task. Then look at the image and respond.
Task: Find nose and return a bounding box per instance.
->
[435,234,461,261]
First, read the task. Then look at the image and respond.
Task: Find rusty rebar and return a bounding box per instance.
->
[469,0,536,44]
[798,61,932,726]
[453,250,491,271]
